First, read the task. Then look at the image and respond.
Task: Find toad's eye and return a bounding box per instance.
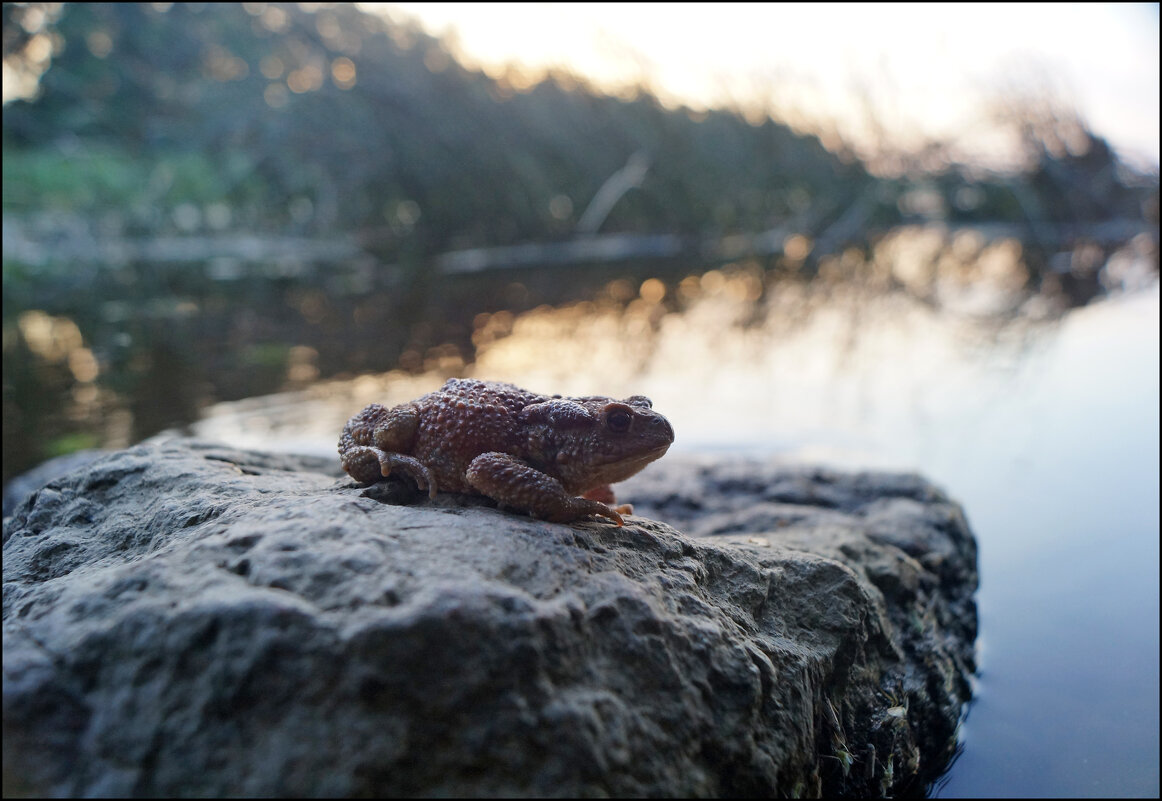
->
[604,404,633,433]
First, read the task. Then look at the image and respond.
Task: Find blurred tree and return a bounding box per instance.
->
[2,2,879,256]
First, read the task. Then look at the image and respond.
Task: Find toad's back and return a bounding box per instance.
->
[408,379,549,492]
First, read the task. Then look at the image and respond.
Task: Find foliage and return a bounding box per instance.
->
[2,2,876,255]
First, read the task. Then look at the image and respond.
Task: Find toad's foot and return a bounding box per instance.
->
[341,445,438,499]
[581,485,633,517]
[465,452,624,525]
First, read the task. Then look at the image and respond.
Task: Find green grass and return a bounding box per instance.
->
[45,431,102,459]
[1,146,252,213]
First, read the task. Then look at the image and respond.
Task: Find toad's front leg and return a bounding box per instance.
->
[581,484,634,517]
[465,452,624,525]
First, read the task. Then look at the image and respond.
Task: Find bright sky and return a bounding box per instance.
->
[375,2,1160,172]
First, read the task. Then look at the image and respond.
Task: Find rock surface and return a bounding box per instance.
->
[2,438,977,797]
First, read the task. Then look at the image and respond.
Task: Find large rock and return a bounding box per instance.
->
[2,439,976,797]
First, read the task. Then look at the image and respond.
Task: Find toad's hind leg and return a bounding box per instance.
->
[341,446,437,498]
[339,402,436,496]
[465,452,623,525]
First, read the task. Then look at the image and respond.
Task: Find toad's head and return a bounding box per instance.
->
[519,393,674,493]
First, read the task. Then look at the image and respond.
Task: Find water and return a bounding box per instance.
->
[192,277,1160,797]
[927,287,1160,797]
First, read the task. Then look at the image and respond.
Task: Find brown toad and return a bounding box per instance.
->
[338,378,674,525]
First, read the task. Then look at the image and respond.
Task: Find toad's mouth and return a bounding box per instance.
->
[597,440,673,481]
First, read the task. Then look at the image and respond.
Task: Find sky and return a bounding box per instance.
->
[375,2,1160,172]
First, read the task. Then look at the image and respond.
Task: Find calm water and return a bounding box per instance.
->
[193,277,1160,797]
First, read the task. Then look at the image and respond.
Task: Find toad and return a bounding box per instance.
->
[339,378,674,524]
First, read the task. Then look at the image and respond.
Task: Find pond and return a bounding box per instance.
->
[189,258,1159,795]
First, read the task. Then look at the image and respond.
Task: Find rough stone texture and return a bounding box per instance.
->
[2,450,112,519]
[3,439,977,797]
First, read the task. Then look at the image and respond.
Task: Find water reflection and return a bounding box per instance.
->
[185,255,1111,463]
[3,225,1157,485]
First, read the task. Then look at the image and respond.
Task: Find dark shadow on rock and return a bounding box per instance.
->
[3,439,976,797]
